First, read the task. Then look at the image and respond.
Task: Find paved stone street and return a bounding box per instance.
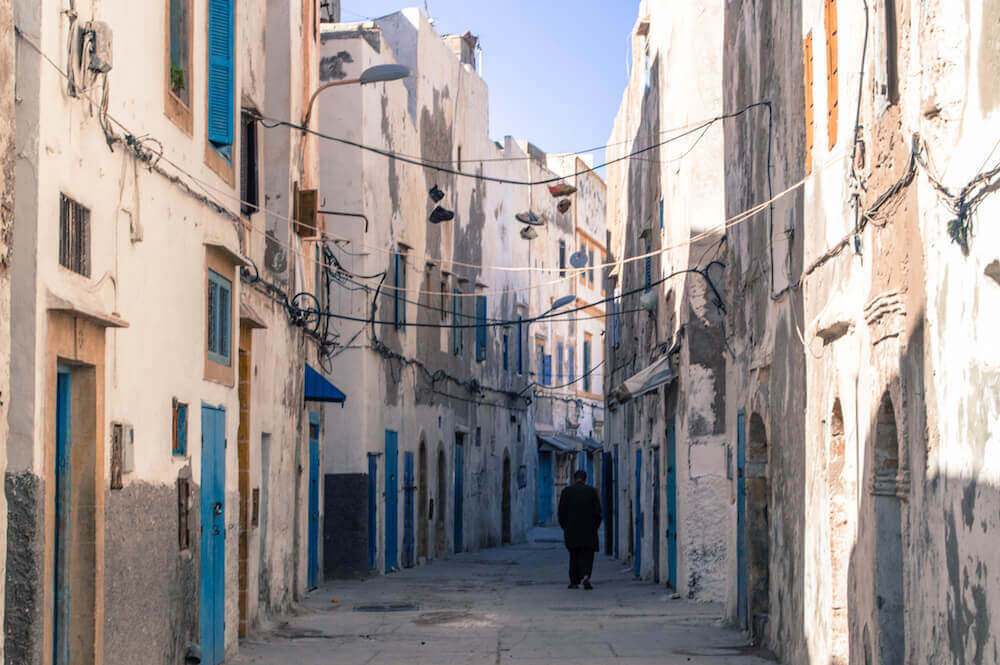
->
[234,529,773,665]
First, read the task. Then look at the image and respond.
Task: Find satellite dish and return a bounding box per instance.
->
[640,289,658,311]
[569,251,588,269]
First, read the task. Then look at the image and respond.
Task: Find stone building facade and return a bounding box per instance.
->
[316,10,606,572]
[608,1,1000,664]
[8,0,326,663]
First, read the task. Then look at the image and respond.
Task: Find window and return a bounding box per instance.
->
[457,145,462,172]
[177,477,191,550]
[440,280,447,321]
[804,31,815,175]
[559,240,566,277]
[644,240,652,291]
[825,0,838,149]
[207,0,235,160]
[516,316,524,374]
[240,109,259,215]
[172,399,188,456]
[568,345,575,383]
[536,341,545,383]
[166,0,193,132]
[475,295,487,362]
[452,288,462,356]
[659,197,664,229]
[557,342,564,383]
[588,250,595,284]
[644,43,651,91]
[207,269,232,366]
[579,244,587,284]
[59,194,90,277]
[502,333,509,372]
[394,252,406,330]
[544,354,552,386]
[583,337,592,392]
[879,0,899,106]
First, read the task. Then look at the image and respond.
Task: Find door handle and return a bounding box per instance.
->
[214,502,223,516]
[212,527,220,535]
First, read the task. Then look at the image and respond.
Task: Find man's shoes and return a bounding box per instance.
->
[583,580,593,590]
[429,206,455,223]
[548,182,577,197]
[568,583,579,589]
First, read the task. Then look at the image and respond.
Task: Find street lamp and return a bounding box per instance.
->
[519,294,575,395]
[545,295,576,316]
[302,64,411,129]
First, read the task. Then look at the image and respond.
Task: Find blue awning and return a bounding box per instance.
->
[304,364,346,404]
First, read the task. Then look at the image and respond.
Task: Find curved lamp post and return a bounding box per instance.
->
[302,64,411,129]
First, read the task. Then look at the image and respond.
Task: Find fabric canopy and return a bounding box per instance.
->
[609,353,675,405]
[536,433,576,453]
[304,363,347,403]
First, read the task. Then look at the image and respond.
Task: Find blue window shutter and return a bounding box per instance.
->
[476,296,486,361]
[583,341,591,391]
[502,334,509,371]
[207,0,234,147]
[543,355,552,386]
[659,197,664,229]
[516,317,523,374]
[569,346,575,382]
[557,342,563,383]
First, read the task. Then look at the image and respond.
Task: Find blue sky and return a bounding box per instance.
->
[338,1,640,165]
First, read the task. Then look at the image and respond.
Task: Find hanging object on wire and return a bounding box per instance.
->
[520,226,538,240]
[557,199,571,213]
[569,250,588,269]
[429,205,454,223]
[428,184,445,202]
[548,182,577,197]
[515,211,543,226]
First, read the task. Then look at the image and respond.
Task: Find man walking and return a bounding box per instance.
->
[558,469,602,589]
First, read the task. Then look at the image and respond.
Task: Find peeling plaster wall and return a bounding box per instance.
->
[604,0,730,601]
[316,12,604,572]
[8,0,318,662]
[0,0,13,656]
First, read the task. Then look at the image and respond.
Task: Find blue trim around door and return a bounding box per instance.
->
[307,412,320,589]
[54,367,71,665]
[666,420,678,589]
[403,451,415,568]
[737,409,748,629]
[634,449,642,577]
[454,437,464,553]
[367,453,377,570]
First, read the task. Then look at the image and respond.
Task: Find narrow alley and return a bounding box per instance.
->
[234,529,772,665]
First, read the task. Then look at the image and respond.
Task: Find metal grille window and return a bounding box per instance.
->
[568,345,575,382]
[644,240,652,291]
[557,342,564,383]
[59,194,90,277]
[559,240,566,277]
[207,269,232,365]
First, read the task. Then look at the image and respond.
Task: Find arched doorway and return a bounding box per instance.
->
[436,446,447,554]
[828,399,850,665]
[747,413,770,641]
[873,392,905,665]
[418,440,428,561]
[502,452,512,544]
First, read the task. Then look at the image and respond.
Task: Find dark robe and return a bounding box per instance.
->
[558,481,603,551]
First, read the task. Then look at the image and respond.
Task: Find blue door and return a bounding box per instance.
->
[307,413,320,589]
[54,367,71,665]
[385,431,398,571]
[602,452,614,555]
[454,438,464,553]
[367,454,378,570]
[666,420,678,589]
[613,445,620,558]
[652,448,660,584]
[200,405,226,665]
[737,410,748,629]
[537,451,552,524]
[586,453,594,487]
[634,449,642,577]
[403,451,415,568]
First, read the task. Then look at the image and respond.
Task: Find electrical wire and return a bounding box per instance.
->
[251,102,773,187]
